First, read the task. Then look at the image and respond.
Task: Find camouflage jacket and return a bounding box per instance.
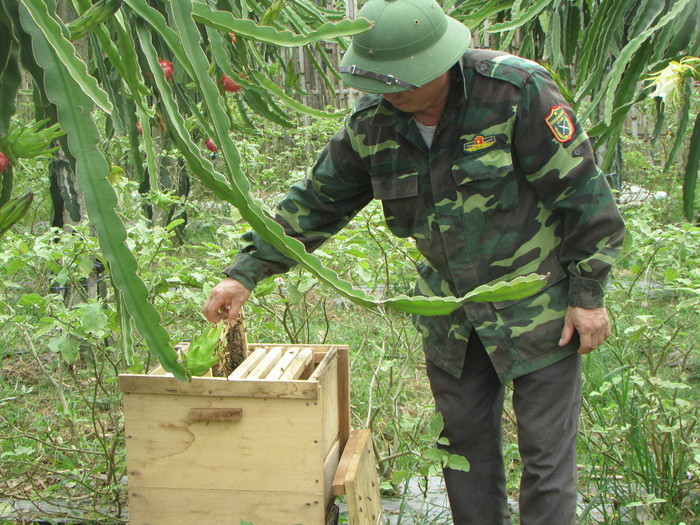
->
[224,49,625,381]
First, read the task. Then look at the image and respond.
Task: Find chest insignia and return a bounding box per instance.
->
[463,134,496,153]
[545,104,575,143]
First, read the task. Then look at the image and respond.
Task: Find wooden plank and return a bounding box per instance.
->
[127,487,325,525]
[318,351,340,458]
[323,439,341,507]
[119,374,319,400]
[310,346,338,381]
[227,346,269,379]
[346,441,383,525]
[249,343,334,354]
[247,346,285,379]
[147,364,167,376]
[242,343,334,365]
[336,345,351,452]
[332,429,362,496]
[300,353,316,380]
[279,348,314,380]
[334,429,383,525]
[313,349,330,364]
[264,347,301,380]
[123,393,324,493]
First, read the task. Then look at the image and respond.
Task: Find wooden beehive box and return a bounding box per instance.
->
[119,344,350,525]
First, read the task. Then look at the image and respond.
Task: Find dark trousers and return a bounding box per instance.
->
[426,332,581,525]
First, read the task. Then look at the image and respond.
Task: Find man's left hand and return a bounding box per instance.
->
[559,306,611,354]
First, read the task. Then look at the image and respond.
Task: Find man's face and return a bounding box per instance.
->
[381,72,451,115]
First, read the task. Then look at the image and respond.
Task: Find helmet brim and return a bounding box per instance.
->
[339,17,471,94]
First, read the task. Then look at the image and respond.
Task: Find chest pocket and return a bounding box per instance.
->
[370,161,427,238]
[451,145,519,210]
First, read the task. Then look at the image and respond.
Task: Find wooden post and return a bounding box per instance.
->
[346,0,357,19]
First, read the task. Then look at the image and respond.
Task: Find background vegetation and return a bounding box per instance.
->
[2,94,698,524]
[0,0,698,523]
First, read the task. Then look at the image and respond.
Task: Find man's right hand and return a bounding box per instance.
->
[202,277,251,323]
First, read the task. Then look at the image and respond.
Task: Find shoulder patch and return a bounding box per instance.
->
[465,49,544,89]
[545,104,575,143]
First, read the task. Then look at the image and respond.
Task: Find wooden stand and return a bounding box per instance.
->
[333,429,384,525]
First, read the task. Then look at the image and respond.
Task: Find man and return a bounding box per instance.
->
[203,0,625,523]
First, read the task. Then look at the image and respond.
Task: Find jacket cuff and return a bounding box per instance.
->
[222,254,272,292]
[568,275,605,308]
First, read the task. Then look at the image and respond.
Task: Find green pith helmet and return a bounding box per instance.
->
[339,0,471,94]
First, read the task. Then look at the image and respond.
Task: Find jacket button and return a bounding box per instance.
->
[479,62,489,72]
[573,147,582,156]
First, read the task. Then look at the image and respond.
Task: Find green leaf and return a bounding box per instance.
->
[287,283,303,304]
[166,218,185,232]
[121,1,190,79]
[446,453,471,472]
[390,469,410,485]
[422,448,444,462]
[241,89,295,128]
[426,412,445,437]
[260,0,284,27]
[601,0,693,125]
[629,0,666,36]
[80,303,108,334]
[17,292,45,307]
[48,335,80,365]
[575,0,629,102]
[458,0,514,32]
[547,10,562,70]
[15,1,187,381]
[487,0,554,33]
[0,40,21,135]
[0,191,34,237]
[562,3,580,65]
[115,288,134,367]
[663,80,692,172]
[380,294,463,315]
[682,112,699,222]
[248,70,345,120]
[464,273,548,303]
[112,10,152,111]
[20,0,112,113]
[190,1,372,46]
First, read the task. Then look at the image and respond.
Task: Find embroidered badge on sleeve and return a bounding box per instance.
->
[545,104,575,143]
